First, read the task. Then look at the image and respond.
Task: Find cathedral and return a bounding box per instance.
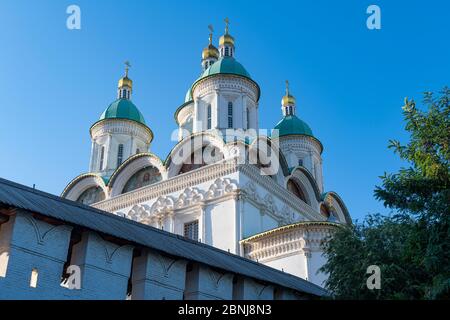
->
[61,21,351,287]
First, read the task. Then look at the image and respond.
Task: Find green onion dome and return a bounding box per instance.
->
[273,115,314,137]
[99,98,146,125]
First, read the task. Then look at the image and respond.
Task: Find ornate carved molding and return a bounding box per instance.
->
[123,178,238,225]
[241,222,339,263]
[94,160,238,212]
[193,76,259,103]
[90,119,152,144]
[94,160,323,222]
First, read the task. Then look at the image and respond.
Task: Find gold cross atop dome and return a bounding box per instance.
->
[208,25,214,44]
[124,61,131,77]
[282,80,296,107]
[202,25,219,60]
[224,17,230,34]
[118,61,133,89]
[219,17,234,47]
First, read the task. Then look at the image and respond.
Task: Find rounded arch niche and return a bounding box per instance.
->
[108,153,167,197]
[287,179,309,204]
[122,166,162,194]
[166,133,226,177]
[77,186,106,205]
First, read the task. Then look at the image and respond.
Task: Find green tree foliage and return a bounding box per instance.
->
[320,88,450,299]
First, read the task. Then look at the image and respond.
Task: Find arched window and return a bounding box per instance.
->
[225,47,229,57]
[228,102,233,128]
[184,220,199,241]
[122,166,162,194]
[117,144,124,167]
[287,179,308,204]
[246,107,250,129]
[136,148,140,154]
[30,268,38,288]
[207,104,212,129]
[99,146,105,171]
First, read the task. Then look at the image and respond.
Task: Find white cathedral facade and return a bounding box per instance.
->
[61,22,351,287]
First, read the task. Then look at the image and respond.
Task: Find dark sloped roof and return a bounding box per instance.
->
[0,177,327,297]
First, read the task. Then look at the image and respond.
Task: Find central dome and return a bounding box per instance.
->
[200,57,251,79]
[99,99,146,125]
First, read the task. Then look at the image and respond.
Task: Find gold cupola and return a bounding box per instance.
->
[117,61,133,100]
[219,18,235,58]
[219,34,235,46]
[118,76,132,89]
[281,80,296,116]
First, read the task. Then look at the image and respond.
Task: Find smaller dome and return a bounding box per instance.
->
[100,99,146,125]
[219,33,235,46]
[282,94,296,107]
[202,44,219,60]
[118,76,132,88]
[272,115,314,138]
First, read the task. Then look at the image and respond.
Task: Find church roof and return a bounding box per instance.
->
[0,177,328,297]
[178,56,257,117]
[273,115,314,138]
[99,98,146,125]
[201,56,251,79]
[184,87,193,103]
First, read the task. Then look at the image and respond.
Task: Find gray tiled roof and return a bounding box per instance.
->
[0,177,328,297]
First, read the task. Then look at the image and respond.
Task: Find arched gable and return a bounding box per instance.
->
[166,132,226,177]
[61,173,108,205]
[321,191,352,225]
[286,167,322,209]
[109,153,167,197]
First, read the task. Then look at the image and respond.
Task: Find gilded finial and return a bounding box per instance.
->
[224,17,230,34]
[124,61,131,77]
[282,80,296,107]
[219,18,234,47]
[118,61,133,89]
[208,25,214,44]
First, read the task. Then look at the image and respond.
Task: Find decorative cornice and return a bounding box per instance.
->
[278,136,323,156]
[94,160,239,213]
[239,164,323,221]
[193,75,259,103]
[90,118,153,144]
[241,221,342,243]
[125,178,238,224]
[93,159,324,223]
[241,221,340,263]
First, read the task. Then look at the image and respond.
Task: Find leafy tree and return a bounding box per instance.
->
[320,87,450,299]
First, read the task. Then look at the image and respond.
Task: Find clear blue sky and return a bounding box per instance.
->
[0,1,448,222]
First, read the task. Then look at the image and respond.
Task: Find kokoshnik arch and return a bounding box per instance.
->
[61,20,351,287]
